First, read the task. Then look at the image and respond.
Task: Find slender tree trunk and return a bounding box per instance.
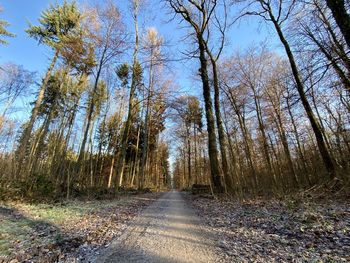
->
[139,57,153,190]
[286,93,311,186]
[193,123,198,184]
[108,153,116,189]
[116,5,140,189]
[224,88,258,190]
[252,87,277,188]
[268,10,336,178]
[186,125,192,187]
[17,50,59,170]
[77,53,105,167]
[209,56,234,193]
[131,122,141,187]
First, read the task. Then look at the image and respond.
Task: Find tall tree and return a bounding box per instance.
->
[138,27,164,189]
[166,0,224,192]
[246,0,336,178]
[113,0,142,189]
[77,1,126,165]
[18,1,82,168]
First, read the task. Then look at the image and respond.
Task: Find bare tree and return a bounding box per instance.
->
[166,0,224,192]
[244,0,336,178]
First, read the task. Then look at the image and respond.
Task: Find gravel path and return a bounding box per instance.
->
[95,190,222,263]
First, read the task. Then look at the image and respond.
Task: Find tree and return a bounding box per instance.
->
[245,0,336,178]
[325,0,350,50]
[18,1,82,169]
[77,1,127,166]
[166,0,224,192]
[0,7,15,44]
[138,27,164,189]
[171,95,203,187]
[0,63,35,117]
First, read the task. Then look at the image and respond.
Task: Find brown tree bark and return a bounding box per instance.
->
[325,0,350,49]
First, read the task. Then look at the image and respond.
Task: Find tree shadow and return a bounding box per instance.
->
[0,205,84,262]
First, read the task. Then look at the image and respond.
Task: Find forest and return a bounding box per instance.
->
[0,0,349,261]
[0,0,349,199]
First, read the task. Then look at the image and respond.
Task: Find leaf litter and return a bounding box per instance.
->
[0,193,160,263]
[187,194,350,262]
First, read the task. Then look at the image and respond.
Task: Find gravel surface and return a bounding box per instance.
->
[94,190,223,263]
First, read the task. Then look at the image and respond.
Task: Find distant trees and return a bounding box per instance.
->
[171,96,204,188]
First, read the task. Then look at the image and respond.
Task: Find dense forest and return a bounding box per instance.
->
[0,0,349,200]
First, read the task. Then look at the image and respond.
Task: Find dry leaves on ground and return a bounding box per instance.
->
[188,194,350,262]
[0,193,160,263]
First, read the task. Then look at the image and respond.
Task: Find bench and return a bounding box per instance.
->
[192,184,211,194]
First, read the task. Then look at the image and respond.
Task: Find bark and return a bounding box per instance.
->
[325,0,350,49]
[198,36,223,192]
[266,7,336,178]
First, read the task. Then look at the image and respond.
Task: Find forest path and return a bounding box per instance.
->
[94,190,222,263]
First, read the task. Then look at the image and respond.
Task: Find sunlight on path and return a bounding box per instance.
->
[94,190,221,263]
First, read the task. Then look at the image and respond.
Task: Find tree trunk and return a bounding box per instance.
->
[116,7,140,189]
[209,55,234,193]
[77,54,105,167]
[268,10,336,178]
[325,0,350,49]
[198,36,223,193]
[17,50,59,170]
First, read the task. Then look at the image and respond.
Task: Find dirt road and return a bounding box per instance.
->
[94,190,222,263]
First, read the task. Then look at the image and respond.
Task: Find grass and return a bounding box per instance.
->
[0,213,38,256]
[0,198,129,257]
